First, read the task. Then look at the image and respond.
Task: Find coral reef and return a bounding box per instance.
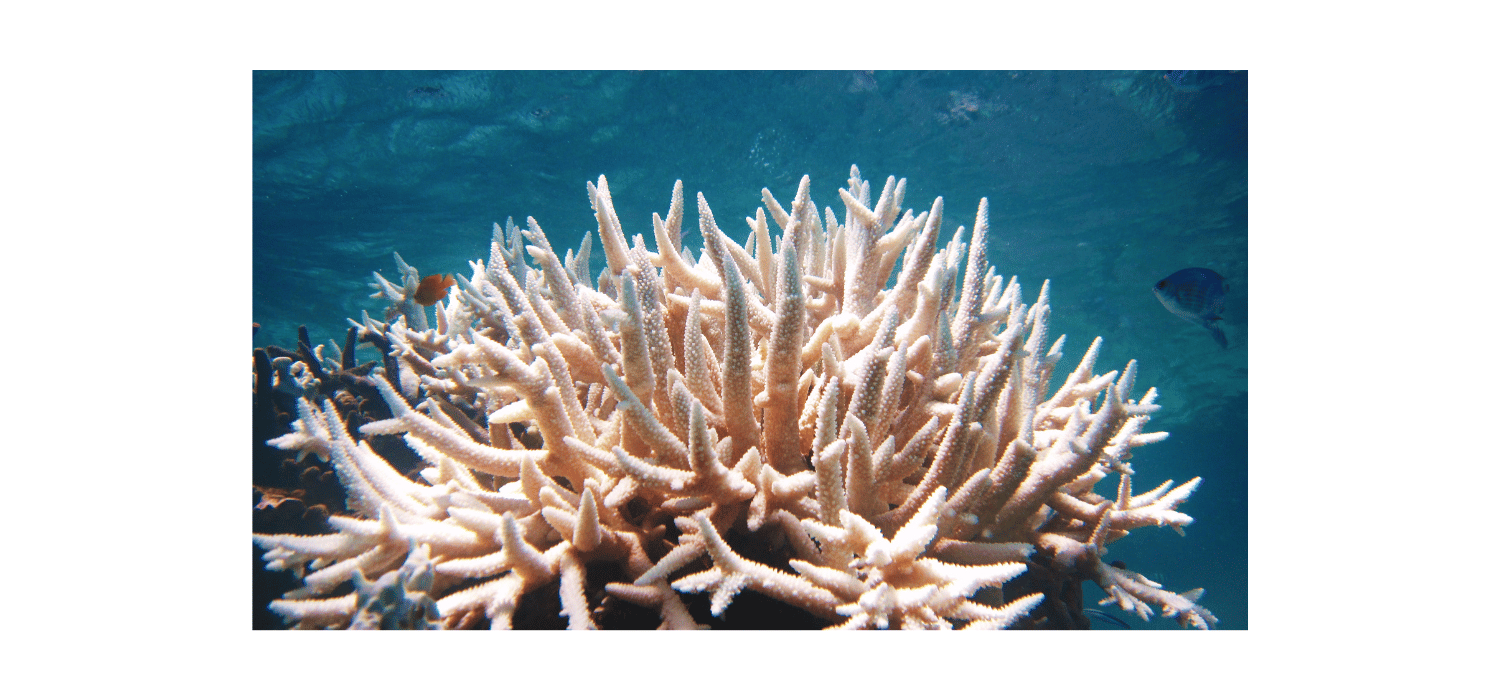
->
[252,167,1216,629]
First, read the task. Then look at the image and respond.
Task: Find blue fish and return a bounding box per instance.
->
[1153,267,1228,348]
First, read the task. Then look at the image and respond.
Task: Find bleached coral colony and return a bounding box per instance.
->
[253,167,1216,630]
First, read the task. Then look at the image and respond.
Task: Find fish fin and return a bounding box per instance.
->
[1208,325,1228,349]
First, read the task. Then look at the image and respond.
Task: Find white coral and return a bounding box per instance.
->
[256,167,1213,629]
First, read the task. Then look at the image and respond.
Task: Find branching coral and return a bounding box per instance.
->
[253,167,1216,630]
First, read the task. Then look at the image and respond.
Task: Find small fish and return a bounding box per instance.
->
[1153,267,1228,348]
[414,274,456,306]
[1083,608,1132,629]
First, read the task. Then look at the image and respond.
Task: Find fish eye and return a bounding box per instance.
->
[1154,281,1165,289]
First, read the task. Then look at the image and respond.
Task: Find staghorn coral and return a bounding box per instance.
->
[253,166,1216,630]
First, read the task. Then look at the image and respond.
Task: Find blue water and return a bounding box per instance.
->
[253,70,1247,629]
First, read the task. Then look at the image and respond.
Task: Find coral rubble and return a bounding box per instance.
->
[252,167,1216,630]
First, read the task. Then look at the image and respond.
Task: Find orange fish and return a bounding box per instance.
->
[413,274,456,306]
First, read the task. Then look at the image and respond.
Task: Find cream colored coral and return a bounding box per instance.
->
[257,167,1214,629]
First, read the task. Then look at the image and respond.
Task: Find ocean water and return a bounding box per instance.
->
[253,70,1247,629]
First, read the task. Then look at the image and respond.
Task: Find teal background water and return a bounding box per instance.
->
[253,70,1247,629]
